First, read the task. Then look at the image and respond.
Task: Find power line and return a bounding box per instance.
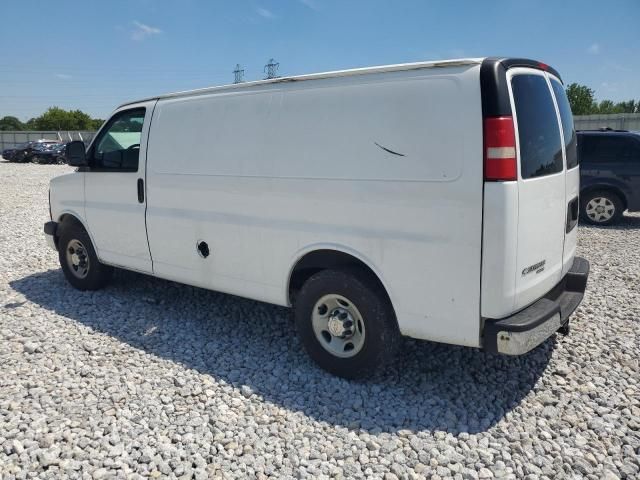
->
[232,64,245,84]
[264,58,279,79]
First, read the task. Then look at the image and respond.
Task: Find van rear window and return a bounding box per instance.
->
[511,74,563,179]
[551,80,578,169]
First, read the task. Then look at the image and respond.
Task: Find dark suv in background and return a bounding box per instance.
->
[578,129,640,225]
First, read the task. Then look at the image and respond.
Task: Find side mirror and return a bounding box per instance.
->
[66,141,87,166]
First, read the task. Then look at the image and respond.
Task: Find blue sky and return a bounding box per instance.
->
[1,0,639,120]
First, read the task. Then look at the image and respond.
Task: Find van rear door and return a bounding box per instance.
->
[508,68,568,310]
[480,59,578,319]
[549,78,580,276]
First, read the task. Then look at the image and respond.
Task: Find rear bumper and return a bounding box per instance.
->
[483,256,589,355]
[44,221,58,251]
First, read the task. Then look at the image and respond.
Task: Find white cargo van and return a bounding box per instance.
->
[45,57,589,378]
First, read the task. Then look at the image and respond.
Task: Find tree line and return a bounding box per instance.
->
[0,107,104,131]
[1,85,638,132]
[566,83,639,115]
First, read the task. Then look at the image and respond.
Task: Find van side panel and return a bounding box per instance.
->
[145,65,484,347]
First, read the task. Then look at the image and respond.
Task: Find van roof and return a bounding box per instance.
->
[117,58,484,109]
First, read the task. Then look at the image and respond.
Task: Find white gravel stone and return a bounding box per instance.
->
[1,161,639,479]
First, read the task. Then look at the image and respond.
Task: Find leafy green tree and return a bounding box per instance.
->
[0,109,104,131]
[565,83,639,115]
[597,100,640,114]
[24,118,39,130]
[566,83,596,115]
[614,100,639,113]
[596,100,616,114]
[90,118,105,130]
[28,107,100,130]
[0,116,25,131]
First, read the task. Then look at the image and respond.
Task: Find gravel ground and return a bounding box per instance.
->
[0,161,639,480]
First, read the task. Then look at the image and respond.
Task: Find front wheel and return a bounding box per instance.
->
[58,222,113,290]
[294,268,399,379]
[581,190,623,226]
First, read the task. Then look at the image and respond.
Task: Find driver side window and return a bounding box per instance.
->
[91,108,145,171]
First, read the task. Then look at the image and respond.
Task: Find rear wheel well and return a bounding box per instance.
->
[288,250,393,311]
[581,186,627,210]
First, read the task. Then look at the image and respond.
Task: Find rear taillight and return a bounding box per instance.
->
[484,116,517,181]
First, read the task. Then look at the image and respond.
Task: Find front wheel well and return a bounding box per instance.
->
[55,214,88,248]
[58,213,86,230]
[288,249,393,311]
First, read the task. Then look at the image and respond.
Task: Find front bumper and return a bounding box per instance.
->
[483,256,589,355]
[44,221,58,251]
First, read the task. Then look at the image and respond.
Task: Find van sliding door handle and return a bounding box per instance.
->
[137,178,144,203]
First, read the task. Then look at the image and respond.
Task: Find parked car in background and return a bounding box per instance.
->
[578,129,640,225]
[1,144,23,161]
[7,139,60,163]
[32,143,67,164]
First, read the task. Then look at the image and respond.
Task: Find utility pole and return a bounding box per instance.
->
[232,64,245,84]
[264,58,279,79]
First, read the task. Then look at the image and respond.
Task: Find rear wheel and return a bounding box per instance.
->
[58,222,113,290]
[294,268,399,379]
[581,190,623,226]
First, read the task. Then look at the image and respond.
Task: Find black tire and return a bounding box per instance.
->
[581,190,623,226]
[58,222,113,290]
[294,268,400,379]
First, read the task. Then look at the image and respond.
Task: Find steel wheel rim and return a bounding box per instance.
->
[585,197,615,223]
[65,239,90,279]
[312,294,366,358]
